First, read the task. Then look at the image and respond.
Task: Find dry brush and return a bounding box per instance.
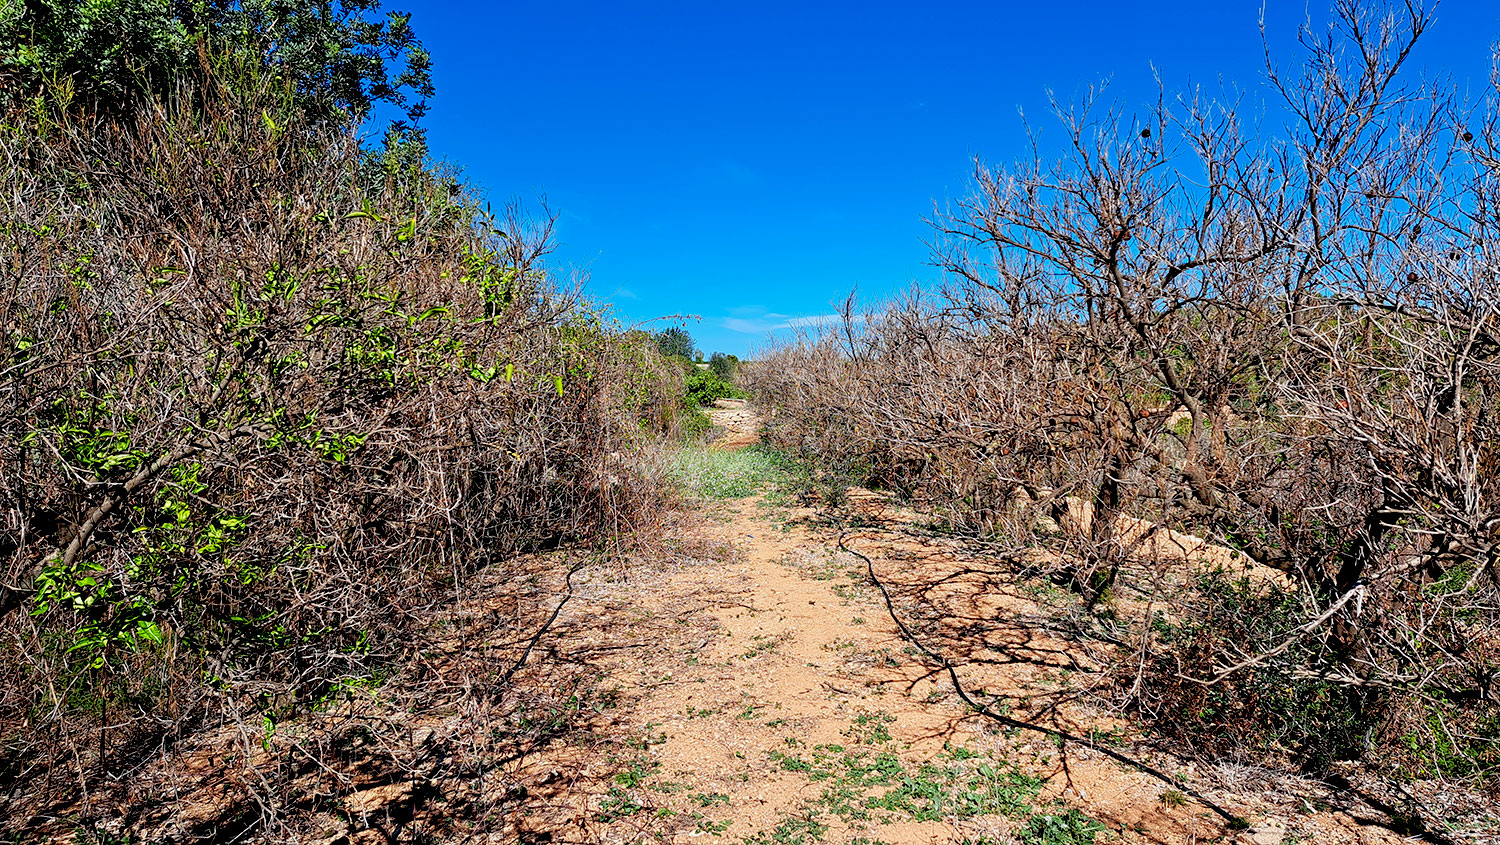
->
[746,0,1500,792]
[0,74,684,832]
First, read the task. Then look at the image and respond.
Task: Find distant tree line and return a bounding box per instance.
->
[652,328,743,408]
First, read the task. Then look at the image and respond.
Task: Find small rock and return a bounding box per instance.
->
[1247,819,1287,845]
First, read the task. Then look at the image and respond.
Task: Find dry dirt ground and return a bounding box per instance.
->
[483,402,1436,845]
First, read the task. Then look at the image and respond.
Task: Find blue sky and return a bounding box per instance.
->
[404,1,1500,358]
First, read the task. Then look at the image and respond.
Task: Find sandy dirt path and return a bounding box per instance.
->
[496,403,1410,845]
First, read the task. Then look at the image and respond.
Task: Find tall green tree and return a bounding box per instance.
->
[0,0,432,130]
[654,326,697,361]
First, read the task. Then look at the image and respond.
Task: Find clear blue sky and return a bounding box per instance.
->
[403,1,1500,358]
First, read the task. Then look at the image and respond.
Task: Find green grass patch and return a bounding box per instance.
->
[744,714,1106,844]
[668,445,793,500]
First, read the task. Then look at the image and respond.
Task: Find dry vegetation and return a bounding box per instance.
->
[0,69,690,837]
[746,0,1500,810]
[5,0,1500,842]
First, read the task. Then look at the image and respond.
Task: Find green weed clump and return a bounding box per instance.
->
[747,713,1104,843]
[1016,807,1108,844]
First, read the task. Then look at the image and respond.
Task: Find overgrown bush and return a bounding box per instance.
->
[1141,574,1376,772]
[0,71,681,820]
[708,351,738,380]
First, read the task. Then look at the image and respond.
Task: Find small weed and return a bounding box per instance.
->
[596,785,645,821]
[770,750,814,772]
[696,817,733,835]
[1160,788,1186,807]
[627,725,668,749]
[844,711,895,745]
[743,810,829,845]
[743,633,785,660]
[945,743,980,760]
[693,791,731,807]
[1085,727,1123,747]
[1017,807,1107,844]
[71,827,134,845]
[613,757,660,788]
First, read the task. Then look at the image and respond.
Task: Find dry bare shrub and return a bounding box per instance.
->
[749,0,1500,790]
[0,73,682,830]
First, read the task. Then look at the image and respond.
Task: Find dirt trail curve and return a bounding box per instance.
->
[499,401,1413,845]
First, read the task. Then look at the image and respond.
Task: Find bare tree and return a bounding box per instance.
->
[747,0,1499,783]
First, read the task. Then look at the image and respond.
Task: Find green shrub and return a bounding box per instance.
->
[1393,698,1500,782]
[680,406,714,438]
[1140,573,1377,773]
[708,351,738,379]
[685,369,742,406]
[0,0,432,128]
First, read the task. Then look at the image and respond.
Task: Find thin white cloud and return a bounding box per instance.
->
[785,314,842,329]
[722,316,780,333]
[722,311,841,334]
